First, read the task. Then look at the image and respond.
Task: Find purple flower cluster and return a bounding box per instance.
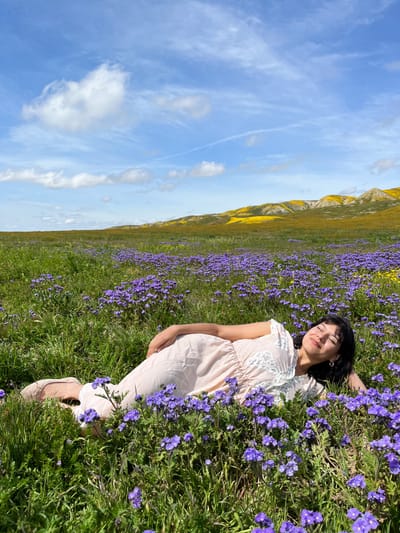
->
[78,408,100,424]
[250,510,324,532]
[98,275,185,319]
[243,447,264,462]
[30,273,65,302]
[30,273,63,290]
[91,376,111,389]
[160,435,181,451]
[300,509,323,527]
[128,486,142,509]
[278,451,302,477]
[347,474,367,490]
[346,509,379,532]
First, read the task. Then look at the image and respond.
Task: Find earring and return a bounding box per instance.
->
[329,360,335,368]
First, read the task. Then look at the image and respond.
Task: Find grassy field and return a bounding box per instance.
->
[0,222,399,532]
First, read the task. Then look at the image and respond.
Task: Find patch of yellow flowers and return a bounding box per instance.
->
[374,269,400,284]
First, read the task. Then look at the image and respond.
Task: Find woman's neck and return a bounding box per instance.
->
[295,348,312,376]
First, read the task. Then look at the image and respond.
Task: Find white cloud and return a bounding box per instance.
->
[0,166,154,189]
[369,158,399,174]
[155,94,211,118]
[164,161,225,183]
[167,169,185,179]
[190,161,225,177]
[0,168,109,188]
[117,168,153,184]
[22,64,129,132]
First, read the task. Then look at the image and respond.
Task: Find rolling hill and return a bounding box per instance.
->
[118,186,400,229]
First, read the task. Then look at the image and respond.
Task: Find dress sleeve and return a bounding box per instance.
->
[269,319,297,359]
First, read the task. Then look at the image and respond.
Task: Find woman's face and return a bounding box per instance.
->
[302,322,342,363]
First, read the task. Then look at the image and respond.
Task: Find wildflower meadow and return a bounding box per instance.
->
[0,229,399,532]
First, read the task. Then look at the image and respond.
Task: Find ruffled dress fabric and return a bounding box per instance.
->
[73,319,324,421]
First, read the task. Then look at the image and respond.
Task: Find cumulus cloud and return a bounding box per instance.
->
[369,158,399,174]
[163,161,225,189]
[22,64,129,132]
[166,161,225,180]
[190,161,225,177]
[155,94,211,118]
[117,168,153,184]
[0,166,153,189]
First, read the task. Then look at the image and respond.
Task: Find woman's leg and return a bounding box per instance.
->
[77,336,198,419]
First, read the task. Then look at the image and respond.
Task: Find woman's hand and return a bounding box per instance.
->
[348,371,367,391]
[146,325,179,357]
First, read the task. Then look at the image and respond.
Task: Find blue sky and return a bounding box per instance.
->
[1,0,400,231]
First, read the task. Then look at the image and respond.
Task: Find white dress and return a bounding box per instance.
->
[73,319,324,420]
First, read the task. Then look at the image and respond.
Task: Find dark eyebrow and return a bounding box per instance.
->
[321,322,341,339]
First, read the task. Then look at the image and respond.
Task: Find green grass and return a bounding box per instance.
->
[0,227,399,532]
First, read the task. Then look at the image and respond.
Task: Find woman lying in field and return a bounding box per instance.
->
[21,314,367,422]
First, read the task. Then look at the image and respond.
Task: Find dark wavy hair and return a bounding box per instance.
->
[293,314,355,385]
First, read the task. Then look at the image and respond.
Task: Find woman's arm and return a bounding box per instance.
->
[146,321,271,357]
[347,370,367,391]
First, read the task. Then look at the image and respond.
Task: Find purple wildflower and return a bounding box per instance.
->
[385,452,400,474]
[388,362,400,377]
[367,488,386,503]
[351,511,379,532]
[123,409,140,422]
[91,376,111,389]
[306,407,319,417]
[78,408,100,424]
[347,474,367,489]
[128,487,142,509]
[243,447,264,462]
[262,435,279,447]
[161,435,181,451]
[254,512,273,527]
[347,508,361,520]
[280,522,306,532]
[369,435,392,450]
[371,374,384,383]
[300,509,323,527]
[341,434,351,446]
[0,389,5,399]
[262,459,275,471]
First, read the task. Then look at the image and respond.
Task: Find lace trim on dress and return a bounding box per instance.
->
[257,376,306,399]
[247,350,295,385]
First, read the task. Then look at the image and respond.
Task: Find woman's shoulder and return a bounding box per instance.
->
[269,319,290,336]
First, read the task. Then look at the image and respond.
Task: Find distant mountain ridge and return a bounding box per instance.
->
[121,186,400,228]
